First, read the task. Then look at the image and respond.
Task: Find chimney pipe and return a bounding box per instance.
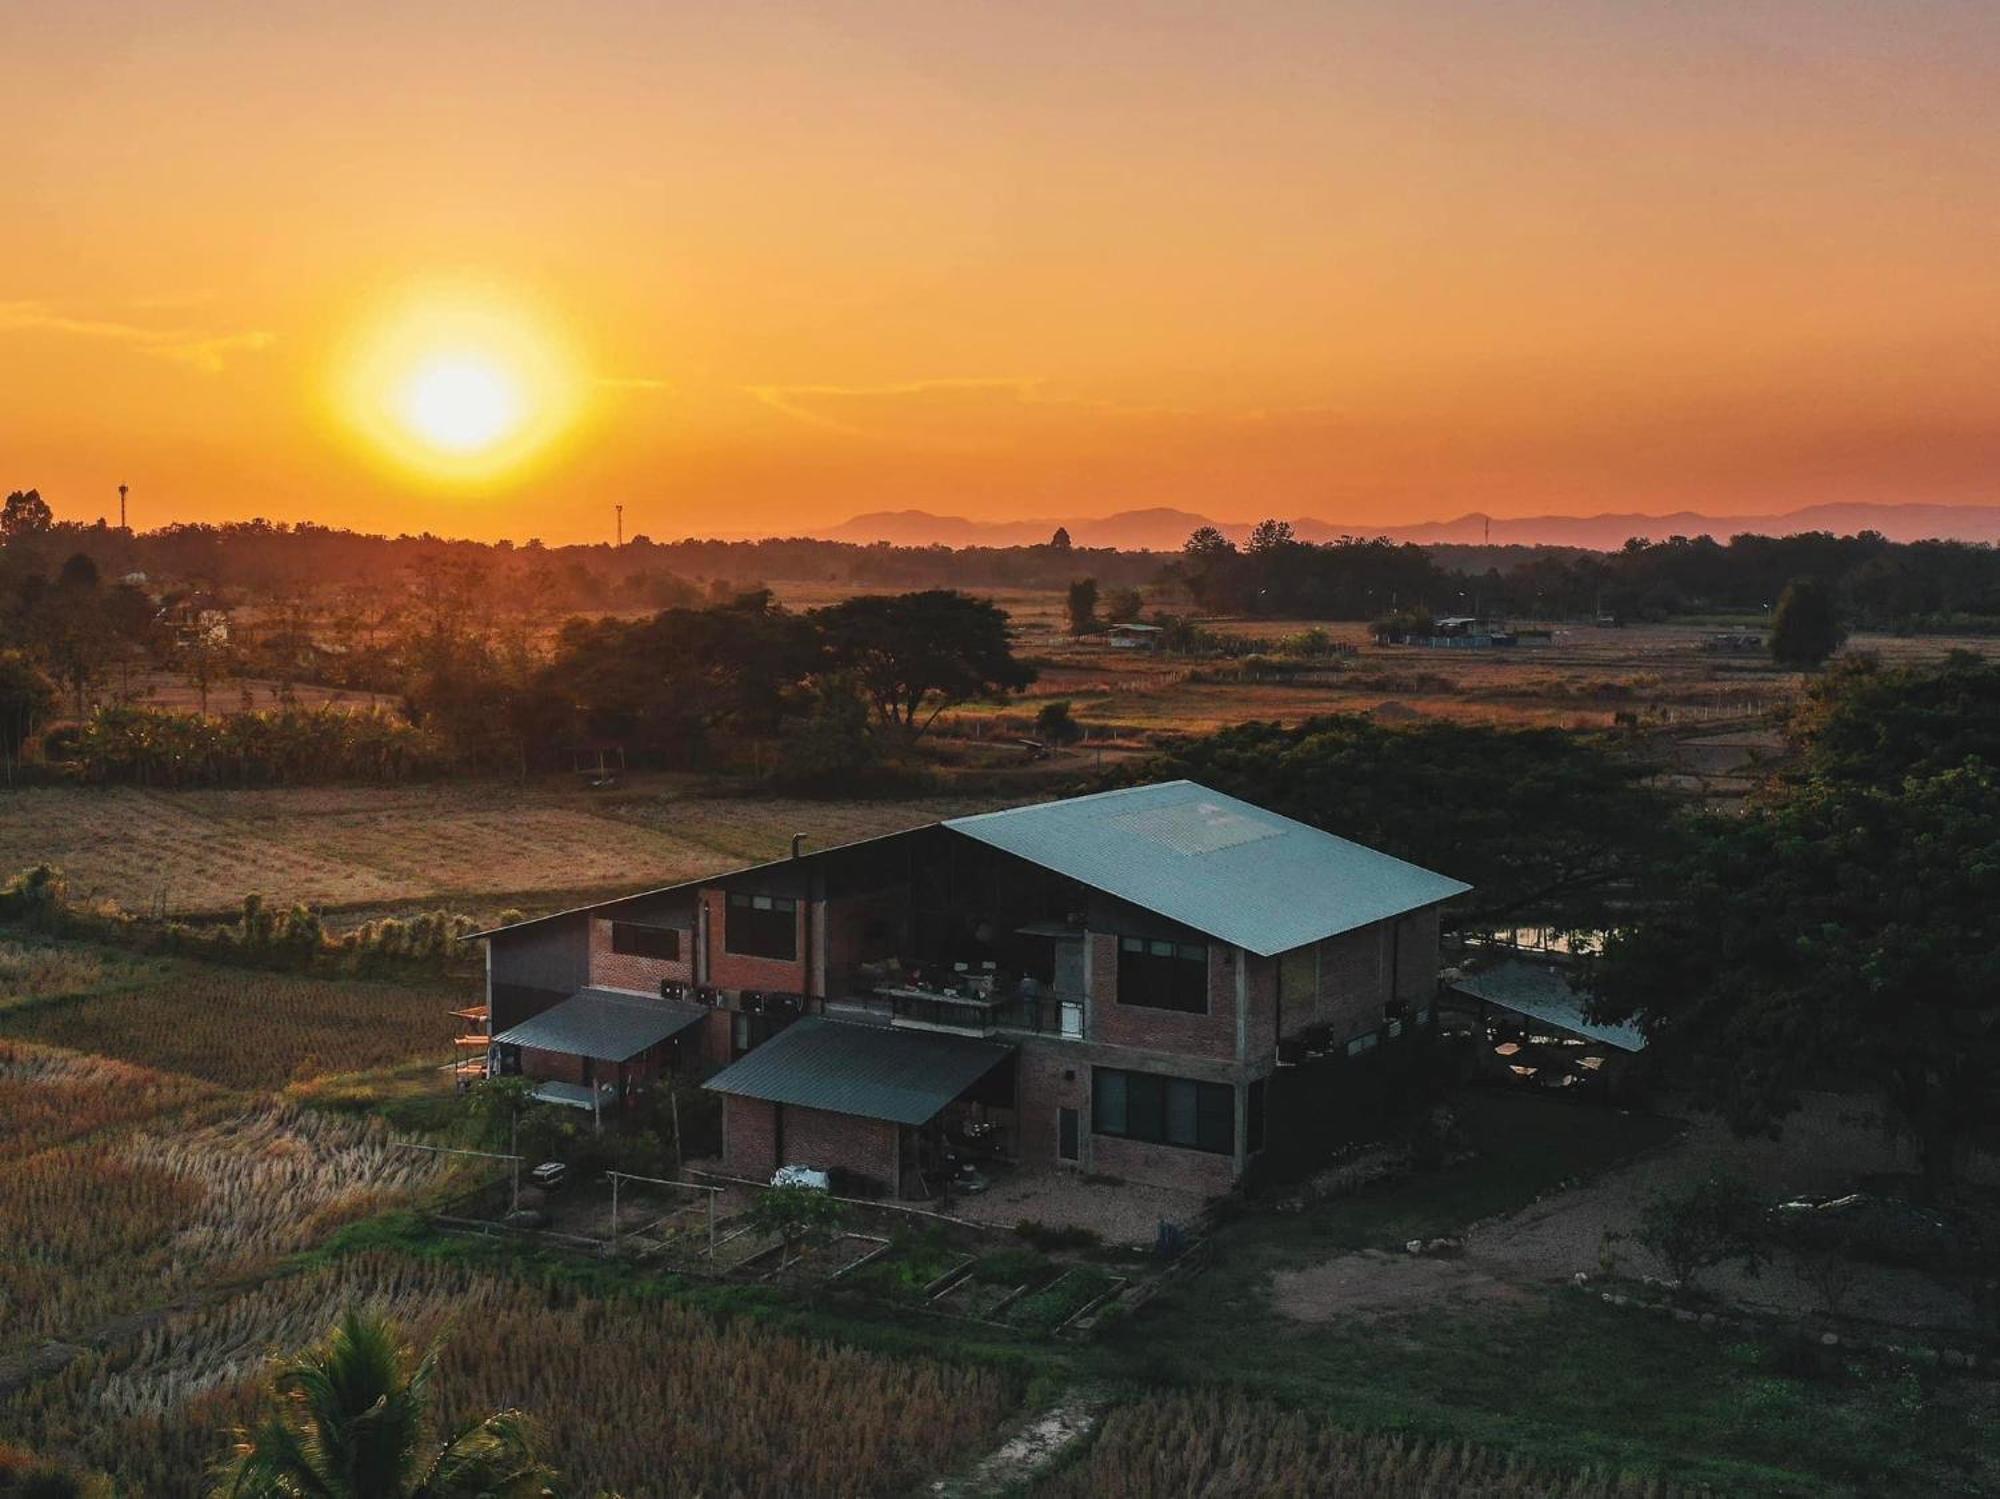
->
[791,833,807,859]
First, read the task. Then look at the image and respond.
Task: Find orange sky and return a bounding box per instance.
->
[4,1,1997,543]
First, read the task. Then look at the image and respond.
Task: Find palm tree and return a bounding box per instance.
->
[212,1307,556,1499]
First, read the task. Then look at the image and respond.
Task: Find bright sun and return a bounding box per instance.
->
[331,279,583,485]
[398,356,523,453]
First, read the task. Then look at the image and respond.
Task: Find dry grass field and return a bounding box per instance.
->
[933,607,2000,740]
[0,1038,447,1352]
[3,1252,1021,1498]
[0,960,464,1091]
[0,785,997,918]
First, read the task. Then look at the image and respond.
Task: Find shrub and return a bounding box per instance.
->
[1635,1172,1766,1294]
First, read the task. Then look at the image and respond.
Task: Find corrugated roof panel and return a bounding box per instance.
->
[491,987,708,1061]
[702,1017,1013,1126]
[1449,957,1646,1052]
[944,780,1470,957]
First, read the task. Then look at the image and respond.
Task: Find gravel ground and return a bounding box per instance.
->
[957,1171,1209,1248]
[1278,1093,1995,1333]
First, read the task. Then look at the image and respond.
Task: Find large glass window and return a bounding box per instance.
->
[726,893,798,961]
[1116,936,1208,1013]
[1091,1067,1233,1154]
[610,922,680,960]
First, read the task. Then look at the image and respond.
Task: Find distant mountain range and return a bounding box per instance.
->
[826,503,2000,551]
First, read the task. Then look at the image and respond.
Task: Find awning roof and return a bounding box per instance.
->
[491,988,708,1062]
[1449,957,1646,1052]
[703,1017,1014,1126]
[945,780,1470,957]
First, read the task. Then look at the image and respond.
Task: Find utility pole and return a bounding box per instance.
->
[118,483,128,531]
[615,504,623,547]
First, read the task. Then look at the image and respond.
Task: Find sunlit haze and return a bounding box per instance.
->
[4,1,1998,542]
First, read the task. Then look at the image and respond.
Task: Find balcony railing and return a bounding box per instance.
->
[876,984,1084,1040]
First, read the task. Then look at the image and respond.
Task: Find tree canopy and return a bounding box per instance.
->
[1125,715,1672,930]
[1768,576,1846,667]
[1593,762,2000,1193]
[812,589,1036,736]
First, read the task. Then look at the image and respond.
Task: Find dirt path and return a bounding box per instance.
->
[929,1386,1110,1499]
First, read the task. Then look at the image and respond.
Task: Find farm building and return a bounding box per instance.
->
[474,781,1468,1197]
[1104,621,1165,650]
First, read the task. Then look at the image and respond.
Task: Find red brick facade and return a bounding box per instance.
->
[700,887,809,992]
[587,917,693,994]
[1090,935,1240,1061]
[722,1095,900,1192]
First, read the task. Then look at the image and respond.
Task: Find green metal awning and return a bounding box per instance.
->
[1449,957,1647,1053]
[703,1017,1014,1126]
[492,988,707,1062]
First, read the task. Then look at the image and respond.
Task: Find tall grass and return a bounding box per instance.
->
[7,1255,1020,1499]
[1036,1391,1700,1499]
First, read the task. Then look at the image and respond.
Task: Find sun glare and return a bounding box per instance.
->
[398,357,523,453]
[331,281,583,486]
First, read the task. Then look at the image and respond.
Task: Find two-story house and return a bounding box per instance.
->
[473,780,1468,1196]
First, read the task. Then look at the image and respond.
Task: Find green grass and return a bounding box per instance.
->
[1085,1091,1986,1496]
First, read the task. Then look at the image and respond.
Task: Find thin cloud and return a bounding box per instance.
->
[598,374,674,391]
[0,300,275,373]
[747,376,1048,437]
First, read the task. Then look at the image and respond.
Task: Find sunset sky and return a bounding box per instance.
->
[5,1,1997,544]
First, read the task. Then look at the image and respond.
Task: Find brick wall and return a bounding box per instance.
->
[779,1105,900,1192]
[1015,1038,1090,1169]
[1088,1131,1238,1196]
[1241,953,1278,1072]
[518,1046,586,1085]
[1316,925,1389,1041]
[723,1095,778,1178]
[721,1098,901,1192]
[588,917,694,994]
[701,888,810,993]
[1394,906,1442,1002]
[1090,935,1239,1060]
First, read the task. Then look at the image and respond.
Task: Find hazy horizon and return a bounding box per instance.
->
[7,1,1998,545]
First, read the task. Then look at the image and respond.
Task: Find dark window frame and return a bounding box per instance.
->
[1115,935,1209,1014]
[610,921,681,961]
[1091,1066,1234,1155]
[725,892,799,962]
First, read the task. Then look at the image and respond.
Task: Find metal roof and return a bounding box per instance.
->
[1448,957,1646,1052]
[943,780,1470,957]
[491,988,708,1061]
[702,1017,1014,1126]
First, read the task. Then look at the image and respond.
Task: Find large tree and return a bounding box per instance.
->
[214,1307,555,1498]
[1593,763,2000,1194]
[1768,576,1846,668]
[812,590,1035,737]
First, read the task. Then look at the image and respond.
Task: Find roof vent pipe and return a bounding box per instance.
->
[791,833,807,859]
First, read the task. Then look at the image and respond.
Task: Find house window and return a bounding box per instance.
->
[1116,937,1208,1013]
[1346,1031,1379,1058]
[1091,1067,1233,1154]
[726,893,798,961]
[610,922,680,961]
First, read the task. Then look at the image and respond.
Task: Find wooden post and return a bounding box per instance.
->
[510,1112,521,1214]
[708,1185,717,1258]
[610,1171,620,1249]
[670,1081,683,1171]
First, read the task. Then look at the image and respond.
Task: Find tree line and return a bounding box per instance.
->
[1172,520,2000,628]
